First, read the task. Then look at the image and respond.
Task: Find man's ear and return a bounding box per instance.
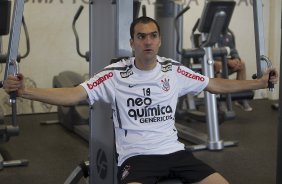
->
[130,39,134,51]
[159,36,162,47]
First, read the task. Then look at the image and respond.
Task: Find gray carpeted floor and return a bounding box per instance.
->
[186,99,278,184]
[0,99,279,184]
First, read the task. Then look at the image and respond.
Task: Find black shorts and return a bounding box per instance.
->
[117,150,216,184]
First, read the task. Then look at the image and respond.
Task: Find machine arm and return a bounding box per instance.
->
[4,0,25,128]
[252,0,274,91]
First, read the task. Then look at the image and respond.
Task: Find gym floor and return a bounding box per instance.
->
[0,99,278,184]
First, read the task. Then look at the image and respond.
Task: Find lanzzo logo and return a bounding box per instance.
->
[177,66,205,81]
[87,72,113,89]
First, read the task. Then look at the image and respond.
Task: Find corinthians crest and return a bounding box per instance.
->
[161,78,170,92]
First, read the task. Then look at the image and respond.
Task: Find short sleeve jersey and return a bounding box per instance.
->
[80,56,209,166]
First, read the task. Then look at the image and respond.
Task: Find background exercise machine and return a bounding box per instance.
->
[172,1,254,151]
[157,0,238,151]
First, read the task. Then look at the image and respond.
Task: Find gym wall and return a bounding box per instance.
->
[0,0,280,115]
[0,1,89,114]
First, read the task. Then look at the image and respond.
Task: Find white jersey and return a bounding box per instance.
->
[80,56,209,166]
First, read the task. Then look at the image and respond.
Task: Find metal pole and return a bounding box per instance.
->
[252,0,267,78]
[4,0,24,128]
[4,0,24,80]
[277,6,282,184]
[155,0,182,61]
[202,33,223,150]
[89,1,116,183]
[253,0,278,182]
[89,0,132,183]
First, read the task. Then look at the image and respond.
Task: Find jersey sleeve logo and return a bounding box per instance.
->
[177,66,205,81]
[86,72,113,89]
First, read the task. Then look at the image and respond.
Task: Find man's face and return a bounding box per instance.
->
[130,22,161,61]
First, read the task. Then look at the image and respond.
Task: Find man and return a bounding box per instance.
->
[214,32,252,111]
[4,17,278,184]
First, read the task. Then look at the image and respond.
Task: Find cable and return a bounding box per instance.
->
[20,16,30,59]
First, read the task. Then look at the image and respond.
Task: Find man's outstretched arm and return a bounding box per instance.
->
[3,73,88,106]
[205,68,278,94]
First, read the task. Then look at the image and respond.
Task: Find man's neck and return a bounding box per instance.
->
[134,58,157,71]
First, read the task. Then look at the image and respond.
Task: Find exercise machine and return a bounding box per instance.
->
[53,1,145,142]
[64,1,183,183]
[175,7,252,122]
[173,1,255,151]
[0,0,29,170]
[182,0,241,151]
[89,1,131,183]
[64,0,276,183]
[156,0,239,151]
[66,1,231,183]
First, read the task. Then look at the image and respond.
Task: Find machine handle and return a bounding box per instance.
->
[252,55,274,91]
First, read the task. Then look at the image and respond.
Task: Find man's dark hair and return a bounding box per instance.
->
[130,16,161,39]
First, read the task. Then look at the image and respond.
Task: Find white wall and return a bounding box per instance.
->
[0,0,280,115]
